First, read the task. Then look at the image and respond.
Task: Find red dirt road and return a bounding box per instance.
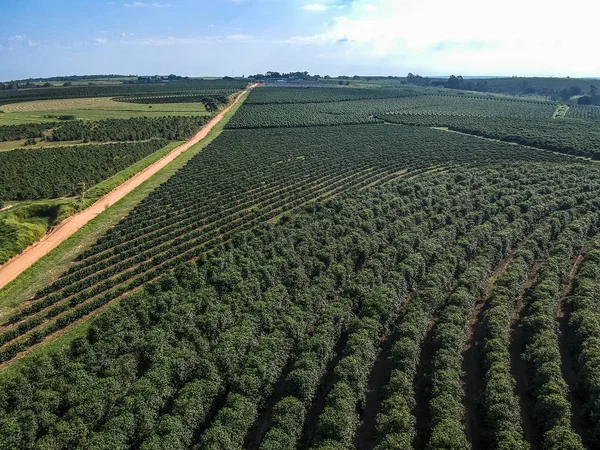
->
[0,85,256,290]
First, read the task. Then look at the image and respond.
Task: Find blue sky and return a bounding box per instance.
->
[1,0,598,80]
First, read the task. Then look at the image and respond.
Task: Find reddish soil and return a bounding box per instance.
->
[413,319,436,450]
[556,250,590,446]
[463,250,518,449]
[243,355,296,450]
[510,261,544,450]
[354,334,394,450]
[300,332,349,449]
[0,85,256,290]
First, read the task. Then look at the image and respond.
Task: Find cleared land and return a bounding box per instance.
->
[0,97,210,125]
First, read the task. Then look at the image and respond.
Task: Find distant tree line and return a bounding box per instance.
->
[403,73,600,104]
[130,74,190,84]
[248,71,330,81]
[575,85,600,105]
[404,73,490,92]
[0,74,193,90]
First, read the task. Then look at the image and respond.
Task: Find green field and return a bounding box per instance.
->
[0,97,209,125]
[2,81,600,450]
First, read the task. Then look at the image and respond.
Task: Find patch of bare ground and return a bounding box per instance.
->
[510,260,544,450]
[353,291,418,450]
[243,355,296,450]
[463,248,519,450]
[412,318,437,450]
[557,247,591,447]
[300,332,349,450]
[354,333,394,450]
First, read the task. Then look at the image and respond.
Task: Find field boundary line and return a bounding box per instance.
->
[0,84,257,290]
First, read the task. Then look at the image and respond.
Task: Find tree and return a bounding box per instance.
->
[446,75,464,90]
[577,96,593,105]
[577,95,592,105]
[569,86,582,96]
[77,182,86,204]
[559,88,571,101]
[590,85,598,97]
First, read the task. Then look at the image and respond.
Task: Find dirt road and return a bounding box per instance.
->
[0,85,256,290]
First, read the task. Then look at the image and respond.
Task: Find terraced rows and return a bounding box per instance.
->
[3,161,600,450]
[2,85,600,450]
[0,123,569,363]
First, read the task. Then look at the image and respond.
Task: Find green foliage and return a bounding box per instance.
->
[0,79,247,106]
[49,116,209,142]
[0,202,76,264]
[380,113,600,159]
[0,122,56,141]
[564,237,600,443]
[567,104,600,120]
[0,140,167,200]
[1,83,600,450]
[245,87,419,104]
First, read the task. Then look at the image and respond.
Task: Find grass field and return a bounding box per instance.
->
[27,77,138,87]
[0,97,209,125]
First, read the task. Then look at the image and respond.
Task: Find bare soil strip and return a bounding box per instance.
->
[353,291,417,450]
[413,319,437,450]
[300,332,350,450]
[463,250,517,449]
[557,249,590,446]
[243,354,296,450]
[510,260,544,450]
[354,334,394,450]
[0,85,256,290]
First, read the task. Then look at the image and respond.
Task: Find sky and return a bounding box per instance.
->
[1,0,599,81]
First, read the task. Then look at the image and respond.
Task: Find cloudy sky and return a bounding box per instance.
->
[1,0,598,80]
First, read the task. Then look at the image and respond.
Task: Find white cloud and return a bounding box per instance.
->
[124,2,171,7]
[302,2,349,11]
[292,0,600,76]
[95,38,109,44]
[226,34,254,41]
[302,4,328,11]
[125,36,217,46]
